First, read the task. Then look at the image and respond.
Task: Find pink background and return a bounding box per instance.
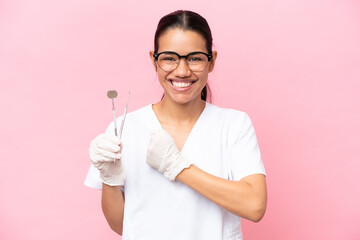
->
[1,0,360,239]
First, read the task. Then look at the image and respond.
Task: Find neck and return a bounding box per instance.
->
[153,97,205,126]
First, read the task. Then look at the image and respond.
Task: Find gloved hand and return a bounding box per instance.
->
[89,133,125,186]
[146,129,193,181]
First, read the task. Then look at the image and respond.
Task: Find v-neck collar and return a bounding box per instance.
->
[148,102,208,154]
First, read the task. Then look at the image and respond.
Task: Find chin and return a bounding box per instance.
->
[167,94,202,105]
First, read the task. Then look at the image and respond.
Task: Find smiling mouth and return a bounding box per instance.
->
[170,80,195,88]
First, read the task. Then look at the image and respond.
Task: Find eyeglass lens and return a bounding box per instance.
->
[157,53,209,72]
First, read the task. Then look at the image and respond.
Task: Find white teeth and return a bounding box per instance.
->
[171,81,192,88]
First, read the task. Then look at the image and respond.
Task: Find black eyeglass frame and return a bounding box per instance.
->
[153,51,213,72]
[153,51,213,61]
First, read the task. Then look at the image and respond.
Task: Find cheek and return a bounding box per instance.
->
[157,71,168,83]
[197,72,209,83]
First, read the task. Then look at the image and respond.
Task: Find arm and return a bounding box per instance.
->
[146,129,267,222]
[101,184,125,235]
[177,167,267,222]
[88,133,126,235]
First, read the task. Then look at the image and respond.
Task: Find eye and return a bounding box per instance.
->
[159,54,178,62]
[188,54,206,62]
[189,57,202,62]
[163,57,176,61]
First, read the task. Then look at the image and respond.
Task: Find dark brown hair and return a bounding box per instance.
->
[154,10,213,102]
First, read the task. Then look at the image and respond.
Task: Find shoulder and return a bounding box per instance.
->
[205,102,252,127]
[120,104,155,131]
[125,104,153,122]
[105,104,153,135]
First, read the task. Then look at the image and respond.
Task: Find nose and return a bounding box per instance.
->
[173,58,191,77]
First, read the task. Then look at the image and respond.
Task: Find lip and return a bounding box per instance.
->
[168,79,196,91]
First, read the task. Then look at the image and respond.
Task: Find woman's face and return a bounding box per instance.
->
[150,28,217,105]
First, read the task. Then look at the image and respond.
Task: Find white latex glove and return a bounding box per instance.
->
[89,133,125,186]
[146,129,193,181]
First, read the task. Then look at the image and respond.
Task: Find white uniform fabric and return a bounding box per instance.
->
[84,102,266,240]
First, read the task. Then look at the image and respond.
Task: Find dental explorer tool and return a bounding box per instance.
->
[118,91,130,139]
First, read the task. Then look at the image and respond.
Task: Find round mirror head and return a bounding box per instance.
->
[107,90,118,99]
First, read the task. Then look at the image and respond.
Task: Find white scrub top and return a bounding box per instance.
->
[85,102,266,240]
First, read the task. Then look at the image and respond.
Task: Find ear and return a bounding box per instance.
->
[208,51,217,73]
[149,51,157,71]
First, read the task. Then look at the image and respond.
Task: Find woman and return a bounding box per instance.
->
[85,10,267,239]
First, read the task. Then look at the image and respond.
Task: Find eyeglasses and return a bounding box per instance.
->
[153,51,213,72]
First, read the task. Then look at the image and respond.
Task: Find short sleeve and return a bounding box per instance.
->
[228,112,266,181]
[84,164,103,189]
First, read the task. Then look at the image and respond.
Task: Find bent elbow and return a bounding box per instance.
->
[251,210,265,223]
[249,203,266,223]
[109,223,123,235]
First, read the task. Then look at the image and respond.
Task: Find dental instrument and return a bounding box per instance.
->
[107,90,119,137]
[118,91,130,139]
[107,90,130,163]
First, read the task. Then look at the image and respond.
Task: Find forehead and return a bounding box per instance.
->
[157,28,207,54]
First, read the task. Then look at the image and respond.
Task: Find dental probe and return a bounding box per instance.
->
[118,91,130,139]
